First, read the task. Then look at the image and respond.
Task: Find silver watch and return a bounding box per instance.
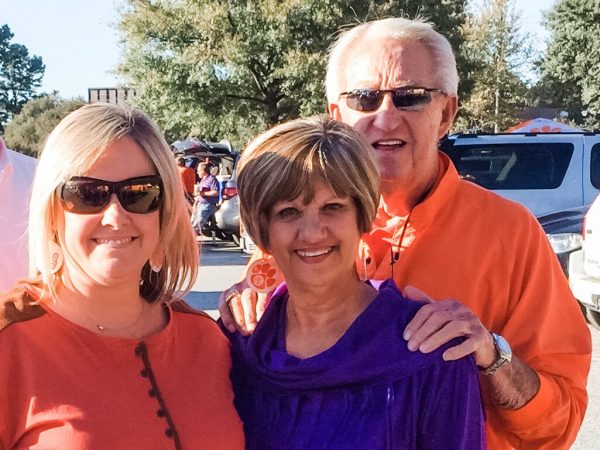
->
[481,332,512,375]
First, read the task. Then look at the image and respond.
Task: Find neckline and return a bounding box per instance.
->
[275,283,387,362]
[39,300,174,344]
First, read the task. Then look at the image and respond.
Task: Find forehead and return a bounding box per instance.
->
[83,137,156,181]
[341,38,436,91]
[272,175,346,208]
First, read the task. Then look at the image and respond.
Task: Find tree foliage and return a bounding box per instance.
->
[537,0,600,129]
[0,24,45,133]
[3,95,85,157]
[454,0,531,132]
[118,0,469,146]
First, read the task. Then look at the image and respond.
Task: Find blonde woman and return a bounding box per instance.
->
[0,104,243,449]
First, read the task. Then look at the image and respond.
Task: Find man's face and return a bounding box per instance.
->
[329,39,457,203]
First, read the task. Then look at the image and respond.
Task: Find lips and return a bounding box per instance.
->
[372,139,406,151]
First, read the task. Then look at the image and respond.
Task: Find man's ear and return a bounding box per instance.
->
[329,103,342,121]
[437,95,458,139]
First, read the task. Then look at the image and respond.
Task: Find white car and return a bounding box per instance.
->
[569,194,600,328]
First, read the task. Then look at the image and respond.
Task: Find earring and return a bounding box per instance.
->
[49,240,64,274]
[149,256,162,273]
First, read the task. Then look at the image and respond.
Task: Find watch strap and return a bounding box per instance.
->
[480,332,512,375]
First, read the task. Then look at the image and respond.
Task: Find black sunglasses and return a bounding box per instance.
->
[60,175,163,214]
[339,87,443,112]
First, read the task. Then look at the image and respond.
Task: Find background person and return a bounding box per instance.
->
[0,137,36,291]
[0,103,244,449]
[175,155,195,203]
[191,161,219,233]
[224,116,485,449]
[221,17,591,449]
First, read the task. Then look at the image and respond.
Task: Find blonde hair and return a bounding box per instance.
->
[326,17,459,104]
[237,116,380,250]
[29,103,198,302]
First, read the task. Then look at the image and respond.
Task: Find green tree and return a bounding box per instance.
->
[537,0,600,129]
[0,24,45,132]
[4,95,85,157]
[118,0,469,146]
[455,0,532,133]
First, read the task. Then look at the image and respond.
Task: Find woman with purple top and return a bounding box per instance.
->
[191,161,219,233]
[222,116,486,450]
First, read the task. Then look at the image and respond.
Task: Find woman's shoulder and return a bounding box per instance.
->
[363,280,477,376]
[370,279,422,327]
[168,299,226,340]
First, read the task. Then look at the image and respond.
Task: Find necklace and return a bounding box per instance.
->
[58,296,149,333]
[389,212,412,279]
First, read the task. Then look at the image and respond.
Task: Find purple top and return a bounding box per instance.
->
[196,174,219,204]
[224,280,486,450]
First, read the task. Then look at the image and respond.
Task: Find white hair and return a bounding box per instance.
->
[326,17,459,104]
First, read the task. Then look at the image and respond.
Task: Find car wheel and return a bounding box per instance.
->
[214,230,228,241]
[585,307,600,330]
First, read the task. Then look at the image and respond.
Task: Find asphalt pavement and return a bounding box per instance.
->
[184,236,249,318]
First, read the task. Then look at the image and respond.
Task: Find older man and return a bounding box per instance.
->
[221,18,591,449]
[0,138,36,291]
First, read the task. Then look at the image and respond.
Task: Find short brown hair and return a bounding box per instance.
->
[237,116,380,250]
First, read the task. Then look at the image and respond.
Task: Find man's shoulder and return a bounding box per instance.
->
[8,149,36,166]
[453,178,536,223]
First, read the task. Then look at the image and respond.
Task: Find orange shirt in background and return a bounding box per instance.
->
[178,164,196,195]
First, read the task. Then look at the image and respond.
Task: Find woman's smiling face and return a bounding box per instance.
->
[267,178,362,290]
[57,137,160,288]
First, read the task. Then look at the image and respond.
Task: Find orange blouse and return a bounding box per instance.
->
[0,301,244,450]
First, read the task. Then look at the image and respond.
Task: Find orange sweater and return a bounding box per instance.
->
[0,301,244,450]
[358,153,591,449]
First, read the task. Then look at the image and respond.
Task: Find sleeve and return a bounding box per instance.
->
[209,176,219,191]
[490,211,591,448]
[419,356,486,449]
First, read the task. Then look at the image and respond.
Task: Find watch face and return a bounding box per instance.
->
[494,333,512,360]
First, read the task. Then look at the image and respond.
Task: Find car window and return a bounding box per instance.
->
[591,144,600,189]
[447,143,574,190]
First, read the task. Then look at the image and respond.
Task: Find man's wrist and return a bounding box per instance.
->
[479,332,512,375]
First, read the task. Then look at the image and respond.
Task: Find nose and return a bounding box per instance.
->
[100,194,131,227]
[370,92,403,133]
[297,212,328,243]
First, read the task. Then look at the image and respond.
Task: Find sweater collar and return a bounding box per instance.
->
[231,280,444,391]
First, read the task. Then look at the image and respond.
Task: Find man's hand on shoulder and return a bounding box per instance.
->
[218,280,270,335]
[401,286,496,367]
[401,286,540,409]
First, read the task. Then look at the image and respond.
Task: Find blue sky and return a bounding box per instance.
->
[1,0,554,100]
